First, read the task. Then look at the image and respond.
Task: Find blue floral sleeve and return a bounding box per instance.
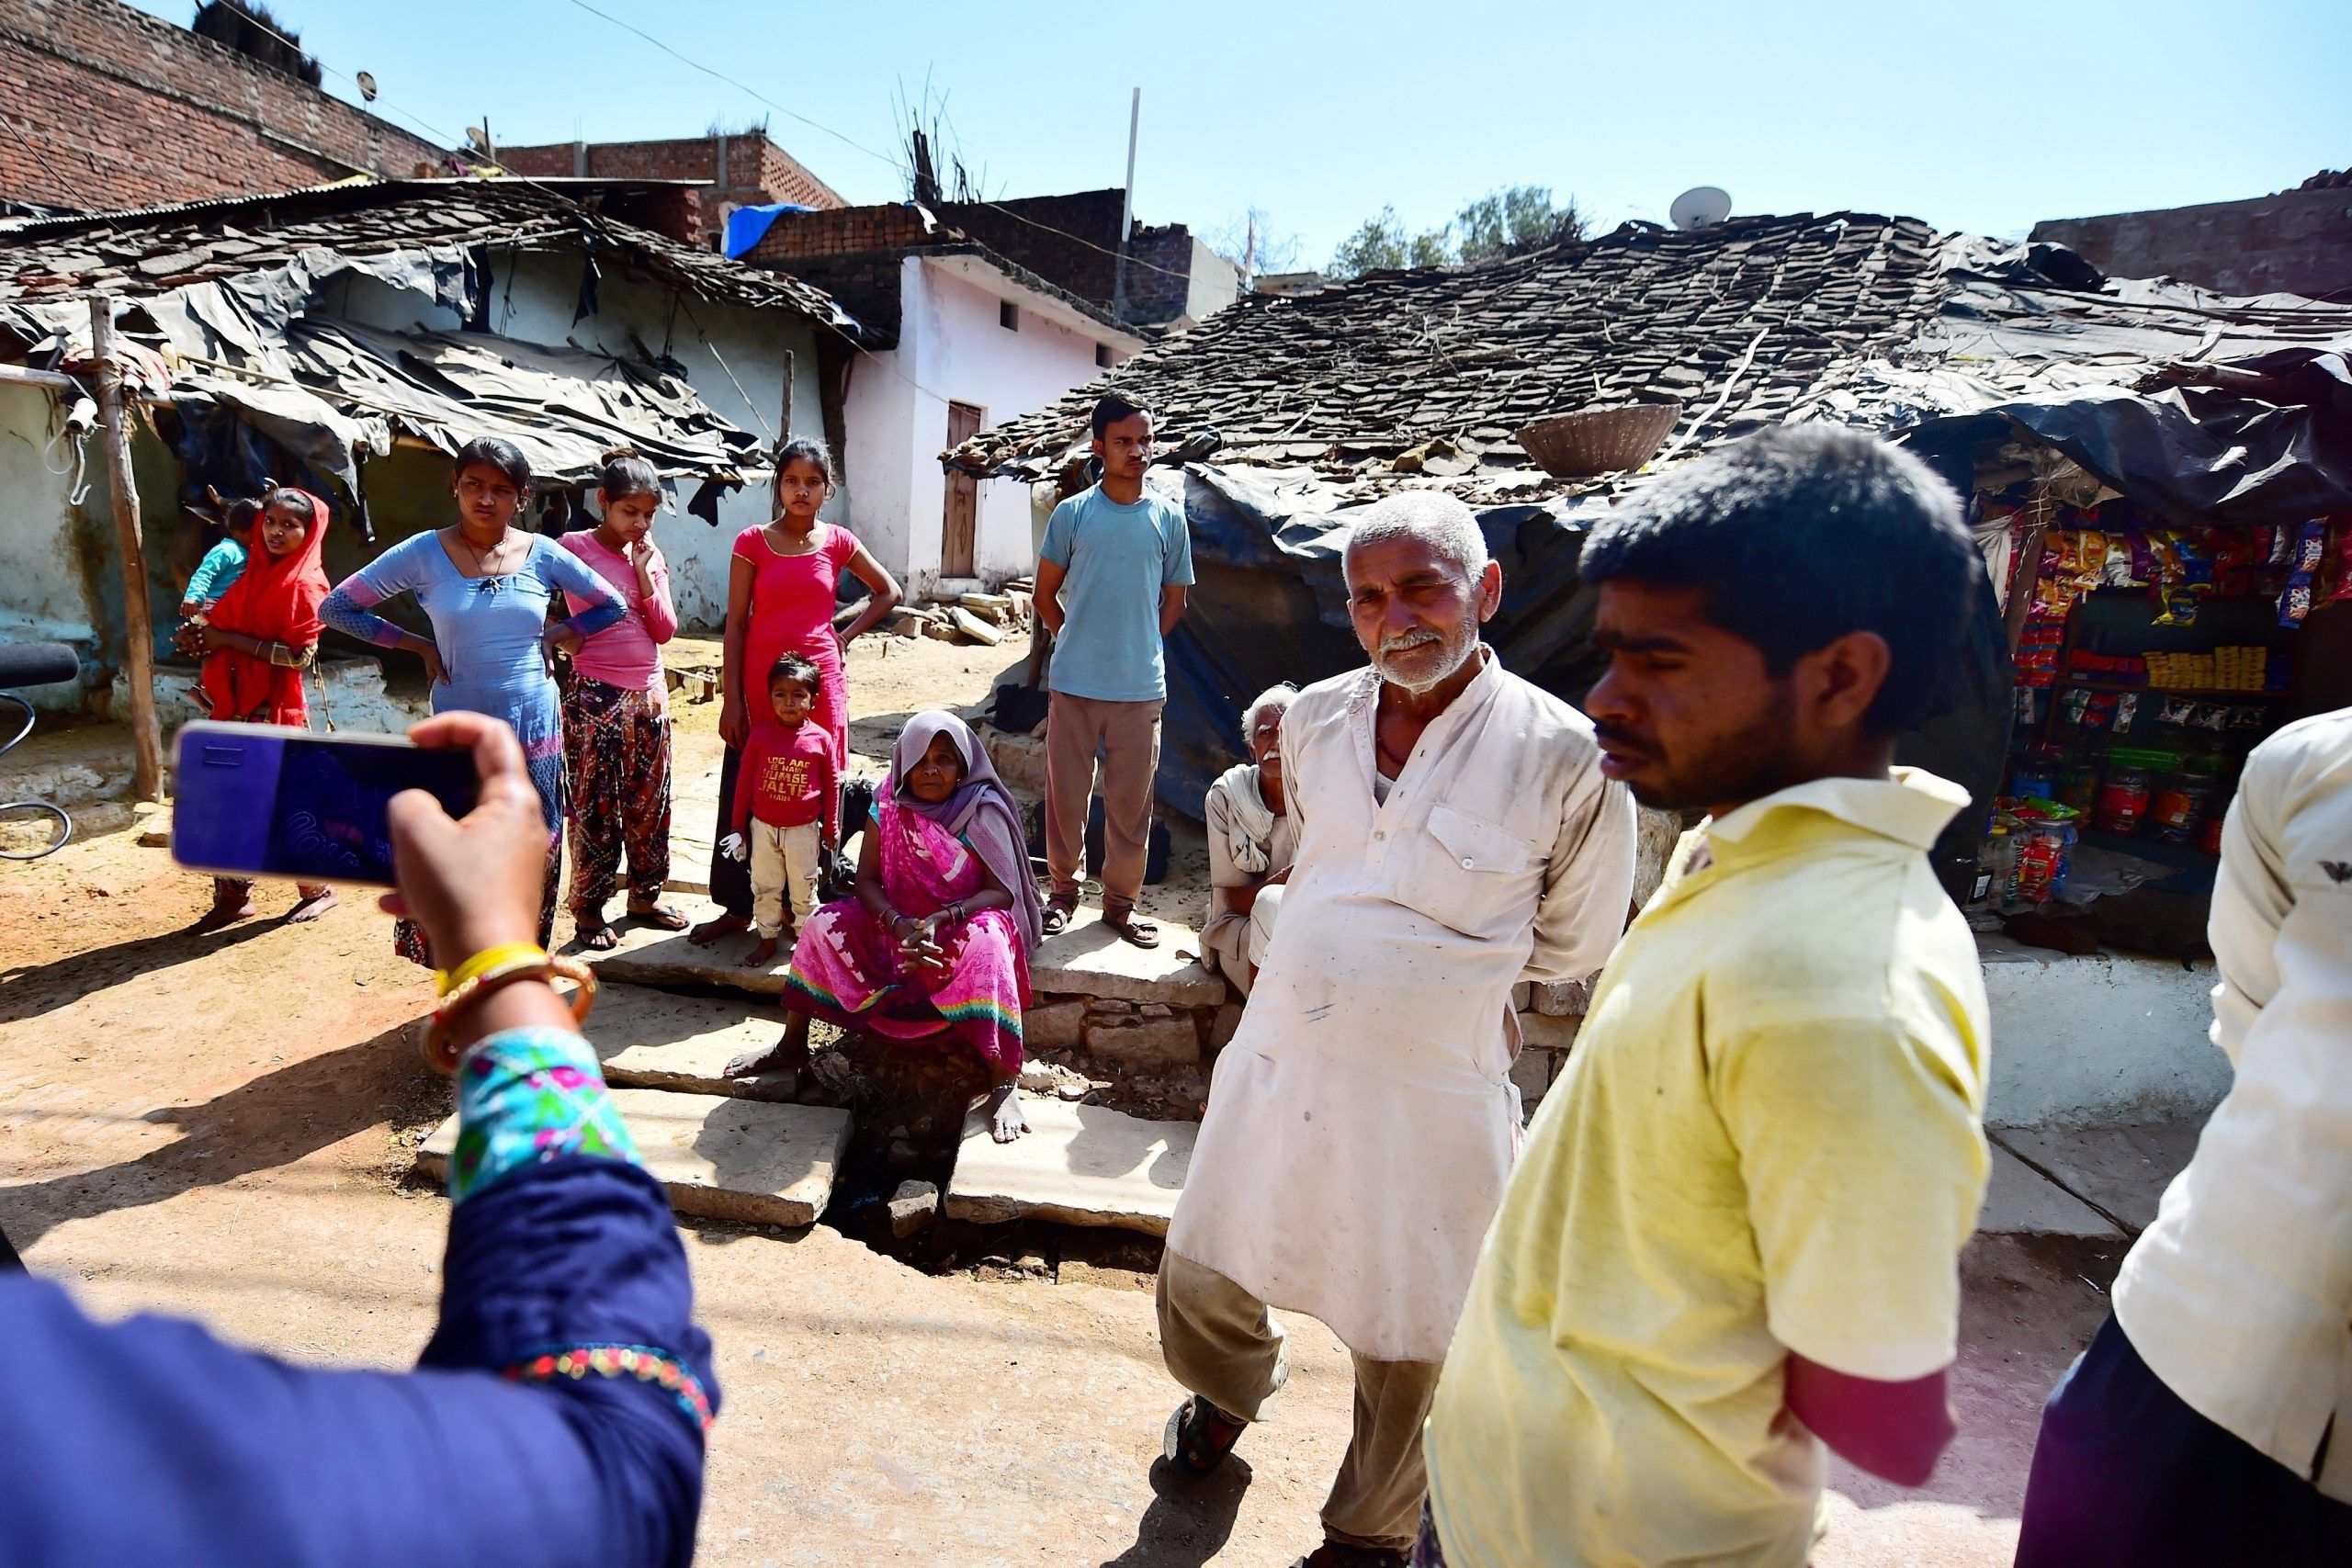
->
[447,1026,640,1203]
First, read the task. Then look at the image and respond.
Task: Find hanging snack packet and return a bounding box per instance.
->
[2279,519,2327,626]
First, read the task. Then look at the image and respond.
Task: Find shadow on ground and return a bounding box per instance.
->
[1102,1454,1255,1567]
[0,1018,436,1254]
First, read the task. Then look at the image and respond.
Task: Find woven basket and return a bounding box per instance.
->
[1514,399,1685,478]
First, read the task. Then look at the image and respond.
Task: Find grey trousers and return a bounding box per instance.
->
[1157,1248,1442,1552]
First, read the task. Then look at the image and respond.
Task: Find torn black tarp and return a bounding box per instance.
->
[1146,463,2010,897]
[1901,352,2352,527]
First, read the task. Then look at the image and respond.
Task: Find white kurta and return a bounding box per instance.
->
[1167,650,1637,1363]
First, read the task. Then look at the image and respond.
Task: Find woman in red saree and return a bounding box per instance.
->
[177,486,337,926]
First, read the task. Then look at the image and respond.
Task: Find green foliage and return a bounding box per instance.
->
[1328,186,1589,279]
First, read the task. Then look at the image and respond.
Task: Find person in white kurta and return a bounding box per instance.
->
[1155,494,1636,1566]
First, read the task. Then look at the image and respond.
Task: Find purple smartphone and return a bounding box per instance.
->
[171,721,478,888]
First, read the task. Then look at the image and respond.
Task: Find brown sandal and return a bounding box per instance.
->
[1103,907,1160,949]
[1042,892,1079,936]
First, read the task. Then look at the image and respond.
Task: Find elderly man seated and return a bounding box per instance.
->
[1201,683,1298,998]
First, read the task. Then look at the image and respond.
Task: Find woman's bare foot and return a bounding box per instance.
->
[725,1015,812,1079]
[688,911,749,948]
[987,1081,1029,1144]
[742,936,779,968]
[285,886,339,923]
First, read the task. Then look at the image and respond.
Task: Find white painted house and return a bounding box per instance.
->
[739,209,1151,599]
[837,249,1144,597]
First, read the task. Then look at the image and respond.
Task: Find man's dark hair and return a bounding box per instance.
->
[1091,392,1152,440]
[767,652,820,694]
[1580,426,1979,733]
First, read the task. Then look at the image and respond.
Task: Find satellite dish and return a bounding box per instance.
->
[356,71,379,102]
[465,125,491,153]
[1670,186,1732,230]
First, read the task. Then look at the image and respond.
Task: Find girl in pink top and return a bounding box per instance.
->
[690,438,902,950]
[558,447,686,950]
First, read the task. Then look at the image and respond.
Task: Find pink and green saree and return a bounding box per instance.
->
[783,795,1031,1076]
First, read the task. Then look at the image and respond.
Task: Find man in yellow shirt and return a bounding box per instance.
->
[1420,427,1993,1566]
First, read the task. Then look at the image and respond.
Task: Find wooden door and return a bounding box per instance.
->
[943,400,983,577]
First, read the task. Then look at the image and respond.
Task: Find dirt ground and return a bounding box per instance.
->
[2,631,2114,1564]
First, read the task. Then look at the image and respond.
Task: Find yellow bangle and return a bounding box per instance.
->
[435,942,548,1000]
[423,951,598,1076]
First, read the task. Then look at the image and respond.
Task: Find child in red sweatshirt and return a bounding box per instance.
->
[720,653,840,967]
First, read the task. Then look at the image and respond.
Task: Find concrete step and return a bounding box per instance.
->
[1033,907,1227,1009]
[1989,1122,2198,1236]
[944,1097,1195,1237]
[1976,1143,2125,1238]
[572,980,794,1100]
[664,759,722,897]
[582,896,791,995]
[416,1088,852,1228]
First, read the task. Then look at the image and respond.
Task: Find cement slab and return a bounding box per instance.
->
[664,760,723,896]
[416,1089,851,1227]
[582,896,791,994]
[1977,1144,2125,1238]
[1990,1122,2200,1235]
[944,1097,1195,1236]
[1032,907,1227,1008]
[572,981,795,1100]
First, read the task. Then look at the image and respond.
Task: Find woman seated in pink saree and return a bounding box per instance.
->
[727,711,1045,1142]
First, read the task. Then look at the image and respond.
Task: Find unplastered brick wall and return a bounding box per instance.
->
[745,204,937,265]
[503,135,844,246]
[0,0,446,211]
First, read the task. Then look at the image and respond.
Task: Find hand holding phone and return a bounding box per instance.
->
[376,713,551,962]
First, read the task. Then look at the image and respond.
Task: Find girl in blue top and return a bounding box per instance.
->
[323,436,627,964]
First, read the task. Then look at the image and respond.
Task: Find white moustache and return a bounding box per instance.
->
[1379,631,1443,654]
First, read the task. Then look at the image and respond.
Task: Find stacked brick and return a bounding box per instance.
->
[0,0,446,212]
[503,134,845,248]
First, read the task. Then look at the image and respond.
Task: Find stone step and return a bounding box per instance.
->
[1976,1144,2125,1238]
[415,1089,852,1228]
[1032,907,1226,1009]
[944,1097,1196,1237]
[571,980,794,1100]
[582,896,792,995]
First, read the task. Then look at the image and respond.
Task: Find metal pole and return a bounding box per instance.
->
[1113,87,1139,319]
[89,297,164,802]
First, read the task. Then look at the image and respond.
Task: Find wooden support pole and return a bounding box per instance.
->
[90,297,164,802]
[2002,479,2053,659]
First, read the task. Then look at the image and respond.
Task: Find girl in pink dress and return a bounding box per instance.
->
[691,439,901,951]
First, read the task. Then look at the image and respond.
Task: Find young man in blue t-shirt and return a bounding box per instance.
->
[1034,393,1194,948]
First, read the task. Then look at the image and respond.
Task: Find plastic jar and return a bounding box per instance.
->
[2095,764,2154,835]
[2056,760,2103,813]
[2146,771,2218,847]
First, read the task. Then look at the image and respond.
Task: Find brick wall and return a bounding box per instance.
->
[0,0,447,212]
[746,204,937,266]
[2031,186,2352,301]
[503,134,844,247]
[751,188,1211,326]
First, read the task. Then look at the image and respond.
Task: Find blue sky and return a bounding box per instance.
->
[140,0,2349,265]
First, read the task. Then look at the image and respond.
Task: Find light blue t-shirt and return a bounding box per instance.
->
[185,538,247,604]
[1039,484,1193,703]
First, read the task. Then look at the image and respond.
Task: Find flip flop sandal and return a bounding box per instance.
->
[1162,1395,1245,1477]
[1104,909,1161,949]
[627,903,691,931]
[575,922,620,952]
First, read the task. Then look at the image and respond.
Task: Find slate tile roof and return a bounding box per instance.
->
[0,177,862,337]
[948,210,2352,502]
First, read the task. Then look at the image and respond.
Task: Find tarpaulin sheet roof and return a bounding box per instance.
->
[952,214,2352,528]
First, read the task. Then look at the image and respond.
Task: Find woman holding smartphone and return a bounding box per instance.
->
[322,437,626,964]
[175,485,337,927]
[0,712,718,1565]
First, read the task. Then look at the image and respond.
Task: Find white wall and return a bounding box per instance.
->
[335,254,831,630]
[841,256,1125,597]
[0,383,96,649]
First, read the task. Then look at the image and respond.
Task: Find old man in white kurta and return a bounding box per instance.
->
[1155,492,1635,1567]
